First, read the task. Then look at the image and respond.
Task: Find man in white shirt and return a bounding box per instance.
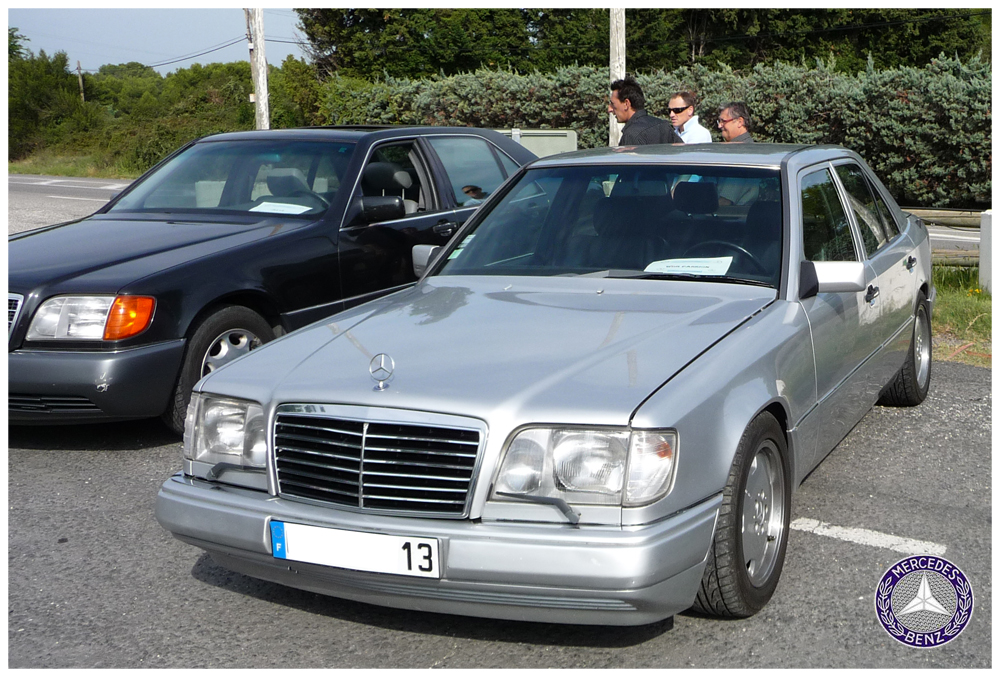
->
[668,92,713,144]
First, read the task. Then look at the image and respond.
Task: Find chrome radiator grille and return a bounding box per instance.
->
[274,412,482,516]
[9,294,23,338]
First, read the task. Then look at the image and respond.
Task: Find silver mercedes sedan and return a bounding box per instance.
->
[156,144,933,626]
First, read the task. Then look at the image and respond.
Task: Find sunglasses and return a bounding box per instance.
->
[668,105,692,115]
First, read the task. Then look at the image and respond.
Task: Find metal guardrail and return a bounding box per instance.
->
[903,208,982,228]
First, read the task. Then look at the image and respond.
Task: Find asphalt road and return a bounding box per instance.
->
[8,361,990,668]
[7,174,993,667]
[4,174,987,252]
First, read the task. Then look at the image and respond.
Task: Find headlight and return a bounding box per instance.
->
[491,427,677,507]
[27,295,155,340]
[183,393,267,472]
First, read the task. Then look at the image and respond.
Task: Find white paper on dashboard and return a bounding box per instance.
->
[249,202,312,215]
[644,256,733,275]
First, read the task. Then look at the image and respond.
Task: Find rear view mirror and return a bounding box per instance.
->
[361,196,405,223]
[412,244,442,277]
[800,260,866,298]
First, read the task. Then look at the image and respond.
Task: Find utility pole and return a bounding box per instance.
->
[76,61,85,103]
[244,8,270,130]
[609,9,625,146]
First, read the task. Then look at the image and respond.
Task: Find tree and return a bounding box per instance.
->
[9,46,84,158]
[9,27,28,60]
[296,8,533,79]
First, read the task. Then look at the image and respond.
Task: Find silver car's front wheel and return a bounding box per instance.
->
[742,441,786,587]
[694,412,790,618]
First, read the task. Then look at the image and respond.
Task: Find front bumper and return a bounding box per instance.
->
[156,474,721,626]
[9,339,186,423]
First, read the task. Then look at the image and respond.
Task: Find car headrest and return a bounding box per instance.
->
[266,168,310,197]
[362,162,413,194]
[744,200,782,243]
[673,181,718,215]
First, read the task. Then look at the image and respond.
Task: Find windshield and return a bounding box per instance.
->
[438,164,783,288]
[109,139,356,218]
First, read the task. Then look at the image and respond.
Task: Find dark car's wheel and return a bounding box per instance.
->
[693,412,790,618]
[162,306,276,435]
[877,290,931,407]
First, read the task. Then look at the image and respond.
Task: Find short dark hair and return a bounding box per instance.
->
[673,91,697,109]
[610,75,645,111]
[720,101,752,129]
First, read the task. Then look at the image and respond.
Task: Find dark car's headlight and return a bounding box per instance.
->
[491,427,677,507]
[26,295,155,341]
[183,393,267,476]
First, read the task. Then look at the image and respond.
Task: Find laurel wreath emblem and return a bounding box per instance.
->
[876,574,973,643]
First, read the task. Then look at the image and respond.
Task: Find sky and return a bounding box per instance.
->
[7,8,308,75]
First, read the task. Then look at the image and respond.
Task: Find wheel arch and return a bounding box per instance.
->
[183,291,286,340]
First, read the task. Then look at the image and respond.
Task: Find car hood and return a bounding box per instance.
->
[202,276,775,426]
[8,214,311,292]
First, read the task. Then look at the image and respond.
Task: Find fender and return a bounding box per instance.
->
[624,300,815,526]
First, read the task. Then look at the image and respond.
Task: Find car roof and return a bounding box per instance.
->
[196,126,512,144]
[530,143,848,168]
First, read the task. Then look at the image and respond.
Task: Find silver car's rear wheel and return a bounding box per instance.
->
[877,290,931,407]
[694,412,790,618]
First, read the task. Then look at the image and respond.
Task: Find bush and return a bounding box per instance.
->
[314,57,991,208]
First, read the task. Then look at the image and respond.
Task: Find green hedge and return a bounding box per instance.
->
[319,56,991,208]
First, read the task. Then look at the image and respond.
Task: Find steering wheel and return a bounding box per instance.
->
[289,190,330,209]
[683,240,768,275]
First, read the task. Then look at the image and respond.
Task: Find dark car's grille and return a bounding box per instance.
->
[9,294,23,338]
[10,394,100,413]
[274,413,482,516]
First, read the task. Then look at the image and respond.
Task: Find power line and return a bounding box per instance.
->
[145,36,245,69]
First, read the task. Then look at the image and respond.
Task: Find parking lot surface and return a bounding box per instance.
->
[8,360,990,668]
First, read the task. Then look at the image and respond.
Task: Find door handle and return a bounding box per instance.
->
[905,255,917,271]
[433,221,459,237]
[865,284,880,304]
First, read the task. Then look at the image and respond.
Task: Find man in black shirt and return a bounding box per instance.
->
[608,75,681,146]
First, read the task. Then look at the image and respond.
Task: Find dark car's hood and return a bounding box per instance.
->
[8,214,312,293]
[201,276,775,425]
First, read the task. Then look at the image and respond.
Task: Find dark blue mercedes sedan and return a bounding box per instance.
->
[9,126,535,432]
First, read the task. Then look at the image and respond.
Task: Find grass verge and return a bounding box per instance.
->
[8,150,138,180]
[931,265,991,368]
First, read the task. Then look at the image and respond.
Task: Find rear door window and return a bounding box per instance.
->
[427,136,510,208]
[835,163,891,257]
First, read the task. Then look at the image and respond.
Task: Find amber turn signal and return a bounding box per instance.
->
[104,296,155,340]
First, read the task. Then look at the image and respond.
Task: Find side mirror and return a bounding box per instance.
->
[800,260,866,299]
[412,244,442,277]
[360,196,405,223]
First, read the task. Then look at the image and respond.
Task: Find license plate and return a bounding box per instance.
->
[270,521,440,579]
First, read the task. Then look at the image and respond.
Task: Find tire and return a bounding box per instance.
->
[693,412,790,618]
[162,306,275,435]
[877,291,931,407]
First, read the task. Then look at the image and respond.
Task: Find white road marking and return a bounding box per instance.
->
[10,179,128,190]
[48,196,109,203]
[790,518,946,556]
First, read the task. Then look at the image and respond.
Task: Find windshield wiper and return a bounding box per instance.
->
[604,271,773,287]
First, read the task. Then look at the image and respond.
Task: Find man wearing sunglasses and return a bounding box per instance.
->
[717,102,755,143]
[608,75,681,146]
[668,92,712,144]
